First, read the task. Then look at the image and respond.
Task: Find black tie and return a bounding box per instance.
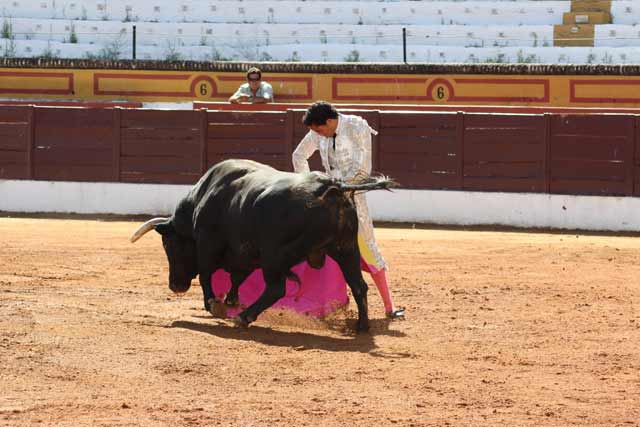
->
[332,133,337,151]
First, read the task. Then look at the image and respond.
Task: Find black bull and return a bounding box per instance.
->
[131,159,395,331]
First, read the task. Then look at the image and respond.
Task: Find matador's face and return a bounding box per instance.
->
[309,118,338,138]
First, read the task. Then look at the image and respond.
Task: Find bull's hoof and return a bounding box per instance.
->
[231,316,250,329]
[357,320,370,333]
[224,295,239,307]
[208,299,228,319]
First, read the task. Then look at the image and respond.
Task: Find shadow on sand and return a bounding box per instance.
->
[170,319,410,357]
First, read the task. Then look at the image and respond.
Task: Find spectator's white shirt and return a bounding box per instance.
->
[231,81,274,101]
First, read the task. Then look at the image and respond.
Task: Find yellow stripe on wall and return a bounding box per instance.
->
[3,67,640,108]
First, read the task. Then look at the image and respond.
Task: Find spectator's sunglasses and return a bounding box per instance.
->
[247,76,261,82]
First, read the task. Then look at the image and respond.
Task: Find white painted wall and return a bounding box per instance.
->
[2,179,640,232]
[0,180,189,215]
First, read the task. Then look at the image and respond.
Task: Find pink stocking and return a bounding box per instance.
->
[371,269,394,313]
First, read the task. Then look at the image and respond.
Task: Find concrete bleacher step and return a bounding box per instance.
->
[562,11,611,24]
[554,24,594,46]
[3,0,639,63]
[571,0,612,12]
[554,0,612,46]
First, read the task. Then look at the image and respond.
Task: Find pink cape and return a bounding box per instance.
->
[211,256,350,318]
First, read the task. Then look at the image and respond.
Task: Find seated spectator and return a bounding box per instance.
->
[228,67,274,104]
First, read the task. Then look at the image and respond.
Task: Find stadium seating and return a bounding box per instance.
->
[0,0,637,63]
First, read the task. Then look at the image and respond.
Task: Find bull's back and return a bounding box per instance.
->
[192,160,305,231]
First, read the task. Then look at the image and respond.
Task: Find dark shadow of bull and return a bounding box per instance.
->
[171,320,412,357]
[131,159,396,332]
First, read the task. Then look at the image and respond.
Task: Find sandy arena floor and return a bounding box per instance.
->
[0,216,639,426]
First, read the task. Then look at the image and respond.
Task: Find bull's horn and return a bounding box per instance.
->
[130,217,170,243]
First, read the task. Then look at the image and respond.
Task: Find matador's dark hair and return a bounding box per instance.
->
[302,101,339,126]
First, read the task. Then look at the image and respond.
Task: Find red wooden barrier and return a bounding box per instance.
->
[1,105,640,199]
[635,117,640,197]
[549,115,635,196]
[206,111,289,171]
[463,114,547,193]
[0,106,31,179]
[120,109,202,184]
[34,108,115,182]
[378,112,461,190]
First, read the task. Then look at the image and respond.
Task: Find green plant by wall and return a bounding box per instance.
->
[2,38,16,57]
[69,23,78,43]
[517,49,539,63]
[1,18,14,40]
[40,43,58,59]
[344,50,360,62]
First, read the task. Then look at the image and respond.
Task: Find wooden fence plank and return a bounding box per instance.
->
[122,109,201,128]
[551,179,630,196]
[464,162,545,178]
[550,114,633,136]
[378,135,458,152]
[0,105,31,122]
[551,136,628,160]
[463,177,546,193]
[113,107,121,182]
[121,140,200,157]
[199,109,207,175]
[34,148,114,165]
[35,165,113,182]
[208,124,286,139]
[207,139,288,154]
[465,143,544,162]
[549,114,635,196]
[120,156,201,174]
[120,171,200,185]
[121,128,201,140]
[463,113,546,192]
[0,163,29,179]
[379,153,459,171]
[635,117,640,196]
[379,112,458,130]
[36,107,114,127]
[550,160,627,179]
[206,111,286,126]
[207,153,289,171]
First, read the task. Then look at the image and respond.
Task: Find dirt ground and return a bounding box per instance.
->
[1,216,639,427]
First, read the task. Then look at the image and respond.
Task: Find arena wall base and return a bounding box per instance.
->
[0,180,190,216]
[2,180,640,232]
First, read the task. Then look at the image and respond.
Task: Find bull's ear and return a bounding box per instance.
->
[154,221,174,236]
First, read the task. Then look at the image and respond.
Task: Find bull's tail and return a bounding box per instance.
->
[313,174,398,205]
[338,175,398,194]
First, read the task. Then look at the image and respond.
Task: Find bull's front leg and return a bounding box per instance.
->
[234,269,286,327]
[198,267,215,311]
[225,271,251,307]
[196,235,222,313]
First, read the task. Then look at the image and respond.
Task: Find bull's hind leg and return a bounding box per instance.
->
[234,270,286,327]
[331,249,370,332]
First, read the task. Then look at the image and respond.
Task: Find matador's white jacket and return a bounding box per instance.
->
[292,113,387,271]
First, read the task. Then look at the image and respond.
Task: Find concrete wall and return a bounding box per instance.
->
[3,179,640,232]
